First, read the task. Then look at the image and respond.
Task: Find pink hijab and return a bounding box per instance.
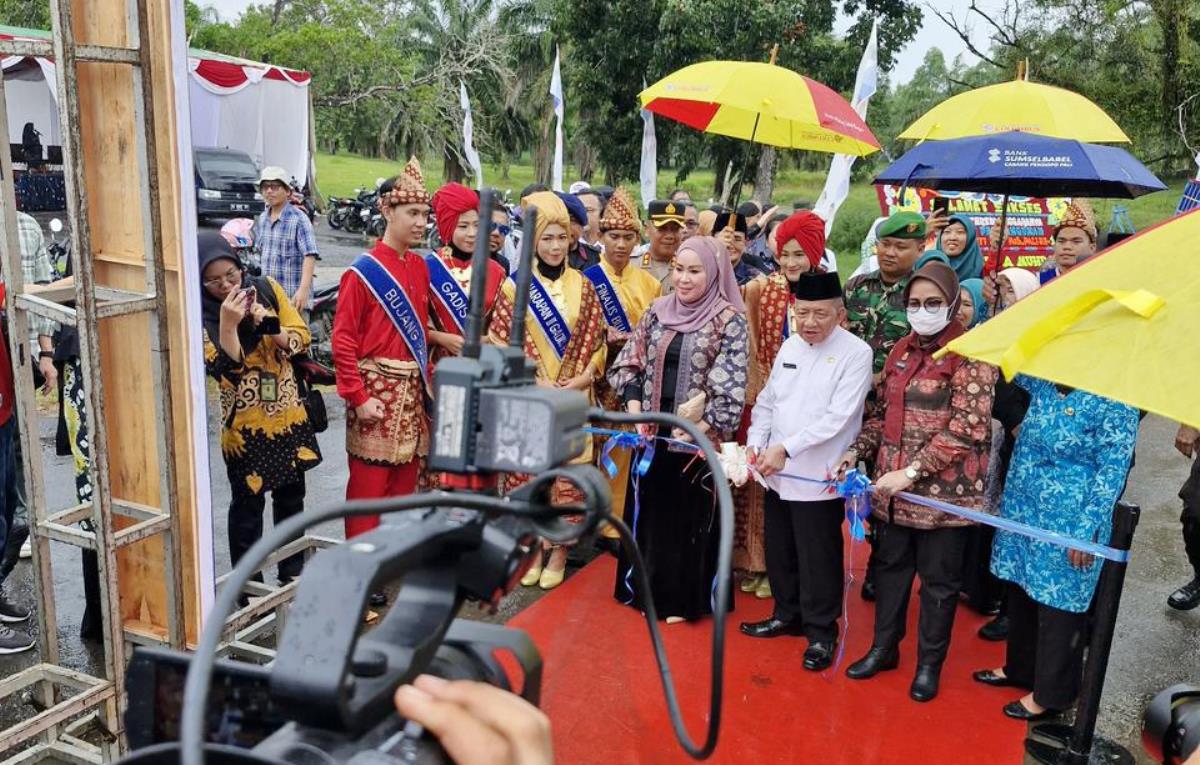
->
[651,236,745,333]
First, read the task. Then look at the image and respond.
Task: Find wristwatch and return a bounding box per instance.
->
[904,463,920,481]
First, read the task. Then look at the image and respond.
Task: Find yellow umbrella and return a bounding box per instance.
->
[899,79,1130,143]
[639,60,880,156]
[937,210,1200,427]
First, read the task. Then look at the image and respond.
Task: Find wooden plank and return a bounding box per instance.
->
[70,0,205,645]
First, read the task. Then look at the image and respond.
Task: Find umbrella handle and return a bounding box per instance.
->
[995,288,1164,379]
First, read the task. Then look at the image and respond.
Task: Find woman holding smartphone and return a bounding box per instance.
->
[198,231,322,585]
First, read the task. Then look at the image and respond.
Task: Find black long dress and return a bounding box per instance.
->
[613,335,730,621]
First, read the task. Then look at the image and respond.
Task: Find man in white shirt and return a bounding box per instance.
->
[740,270,873,672]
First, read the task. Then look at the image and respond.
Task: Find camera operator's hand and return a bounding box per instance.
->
[395,675,553,765]
[249,302,271,326]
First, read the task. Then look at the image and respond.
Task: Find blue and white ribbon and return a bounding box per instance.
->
[584,427,1131,563]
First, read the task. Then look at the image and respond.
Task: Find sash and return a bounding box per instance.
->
[527,276,571,360]
[425,254,470,334]
[582,264,632,333]
[349,253,431,390]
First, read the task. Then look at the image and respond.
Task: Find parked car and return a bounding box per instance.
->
[194,147,262,221]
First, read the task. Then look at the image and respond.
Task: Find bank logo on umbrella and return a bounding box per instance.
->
[989,149,1001,163]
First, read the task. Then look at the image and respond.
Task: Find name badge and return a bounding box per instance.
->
[782,363,797,370]
[259,371,278,403]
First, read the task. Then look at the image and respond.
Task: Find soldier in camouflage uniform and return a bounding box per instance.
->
[842,210,926,601]
[843,211,926,382]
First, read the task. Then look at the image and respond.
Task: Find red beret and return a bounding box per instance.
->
[431,182,480,247]
[775,211,827,270]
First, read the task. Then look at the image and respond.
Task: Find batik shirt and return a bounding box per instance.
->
[843,270,910,375]
[990,377,1138,612]
[607,308,748,443]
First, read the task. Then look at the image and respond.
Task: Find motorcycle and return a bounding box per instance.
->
[289,176,318,224]
[47,218,70,278]
[219,218,260,275]
[325,196,355,230]
[307,282,338,368]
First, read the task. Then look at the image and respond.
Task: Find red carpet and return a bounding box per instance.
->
[509,554,1026,764]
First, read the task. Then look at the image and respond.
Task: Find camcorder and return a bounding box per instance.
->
[1144,684,1200,765]
[118,191,734,765]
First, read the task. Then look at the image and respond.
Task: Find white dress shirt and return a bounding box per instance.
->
[747,326,873,501]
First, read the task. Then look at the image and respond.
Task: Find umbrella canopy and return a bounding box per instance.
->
[639,60,880,156]
[899,79,1130,143]
[938,210,1200,428]
[874,131,1166,199]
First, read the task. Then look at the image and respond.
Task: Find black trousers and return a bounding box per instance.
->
[872,521,969,667]
[1003,582,1086,710]
[764,492,844,643]
[1180,456,1200,577]
[229,477,306,583]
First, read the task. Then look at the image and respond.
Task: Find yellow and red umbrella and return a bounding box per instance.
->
[639,60,880,157]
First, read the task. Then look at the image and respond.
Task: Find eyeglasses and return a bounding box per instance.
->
[203,266,243,288]
[490,222,512,236]
[906,298,946,313]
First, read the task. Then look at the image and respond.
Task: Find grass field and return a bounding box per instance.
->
[315,151,1187,270]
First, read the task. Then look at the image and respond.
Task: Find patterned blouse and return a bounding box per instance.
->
[990,377,1138,612]
[204,277,321,498]
[607,308,749,442]
[850,323,996,530]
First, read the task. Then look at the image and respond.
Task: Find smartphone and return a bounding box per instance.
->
[932,196,950,217]
[259,315,281,335]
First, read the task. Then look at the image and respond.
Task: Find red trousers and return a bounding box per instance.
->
[345,458,420,538]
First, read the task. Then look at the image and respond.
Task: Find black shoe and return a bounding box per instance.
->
[803,641,836,671]
[978,614,1009,642]
[1002,699,1061,721]
[369,592,388,608]
[846,645,899,679]
[739,617,804,639]
[972,669,1021,688]
[1168,578,1200,611]
[0,624,34,654]
[860,580,877,602]
[0,593,30,623]
[910,664,941,702]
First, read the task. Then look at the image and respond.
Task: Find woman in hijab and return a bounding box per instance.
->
[957,278,988,329]
[199,231,321,585]
[608,236,749,622]
[427,182,507,364]
[936,214,984,281]
[488,191,606,590]
[841,261,996,702]
[971,265,1044,640]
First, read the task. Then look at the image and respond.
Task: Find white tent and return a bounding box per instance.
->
[1,26,313,185]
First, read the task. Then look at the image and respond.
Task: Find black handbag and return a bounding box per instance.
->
[291,354,334,434]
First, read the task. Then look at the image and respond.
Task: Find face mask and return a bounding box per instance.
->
[907,306,952,337]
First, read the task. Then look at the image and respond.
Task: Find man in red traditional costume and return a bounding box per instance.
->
[332,158,432,572]
[427,182,508,364]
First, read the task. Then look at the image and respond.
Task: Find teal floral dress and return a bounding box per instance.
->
[989,377,1138,612]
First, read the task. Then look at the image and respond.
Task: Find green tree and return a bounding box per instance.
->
[0,0,50,29]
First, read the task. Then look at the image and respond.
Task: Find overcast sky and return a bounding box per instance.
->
[198,0,1004,86]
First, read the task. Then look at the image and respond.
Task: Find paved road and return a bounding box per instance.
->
[1,221,1197,762]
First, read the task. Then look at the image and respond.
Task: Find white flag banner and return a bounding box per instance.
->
[459,81,484,188]
[639,104,657,210]
[549,46,565,192]
[815,18,879,236]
